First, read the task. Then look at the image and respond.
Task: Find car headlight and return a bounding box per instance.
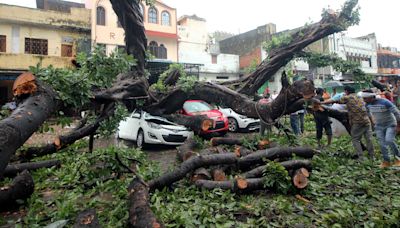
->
[148,122,161,129]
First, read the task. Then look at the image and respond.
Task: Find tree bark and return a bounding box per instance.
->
[194,178,265,192]
[4,160,61,177]
[149,153,238,191]
[128,178,164,228]
[110,0,146,75]
[210,137,242,147]
[0,170,34,210]
[238,147,316,170]
[243,160,312,178]
[0,80,57,177]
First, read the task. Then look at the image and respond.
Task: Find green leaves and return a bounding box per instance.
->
[262,161,292,194]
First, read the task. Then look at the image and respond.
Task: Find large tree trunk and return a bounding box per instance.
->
[0,77,57,177]
[128,178,164,228]
[238,0,359,95]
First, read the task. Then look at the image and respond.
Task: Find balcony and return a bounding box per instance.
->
[0,53,74,70]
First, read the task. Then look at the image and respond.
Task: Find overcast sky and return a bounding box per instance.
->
[162,0,399,48]
[1,0,398,48]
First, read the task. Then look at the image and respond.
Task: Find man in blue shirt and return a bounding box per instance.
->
[362,90,400,168]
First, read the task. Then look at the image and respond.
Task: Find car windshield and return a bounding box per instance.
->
[184,101,213,113]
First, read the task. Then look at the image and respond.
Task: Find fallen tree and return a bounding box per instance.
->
[0,73,57,177]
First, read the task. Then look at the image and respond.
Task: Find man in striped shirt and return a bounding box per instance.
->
[362,90,400,168]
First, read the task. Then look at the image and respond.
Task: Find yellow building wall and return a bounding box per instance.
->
[0,4,90,70]
[90,0,177,61]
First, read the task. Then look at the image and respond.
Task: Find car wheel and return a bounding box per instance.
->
[228,118,239,132]
[136,129,145,148]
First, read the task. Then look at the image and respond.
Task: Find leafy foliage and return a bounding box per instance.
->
[4,117,400,227]
[150,63,186,92]
[243,59,259,74]
[30,46,136,110]
[262,161,293,194]
[98,103,129,137]
[263,33,293,53]
[297,52,360,73]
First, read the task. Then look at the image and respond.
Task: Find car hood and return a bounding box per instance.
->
[145,117,189,131]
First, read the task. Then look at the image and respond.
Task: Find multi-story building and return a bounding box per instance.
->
[219,23,309,94]
[0,1,91,105]
[177,15,239,82]
[85,0,178,62]
[377,45,400,75]
[325,33,378,81]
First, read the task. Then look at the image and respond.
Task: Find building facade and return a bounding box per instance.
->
[85,0,178,62]
[219,23,309,94]
[0,2,91,105]
[177,15,239,82]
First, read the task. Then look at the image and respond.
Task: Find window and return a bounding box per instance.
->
[148,7,157,23]
[211,55,217,64]
[96,6,106,26]
[159,44,167,59]
[161,11,170,26]
[148,41,167,59]
[25,38,48,55]
[0,35,5,52]
[61,44,73,57]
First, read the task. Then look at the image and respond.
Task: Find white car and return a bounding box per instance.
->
[219,108,260,132]
[117,110,193,147]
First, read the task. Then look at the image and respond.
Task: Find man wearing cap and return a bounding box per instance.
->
[362,90,400,168]
[324,85,374,159]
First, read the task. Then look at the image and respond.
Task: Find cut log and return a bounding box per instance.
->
[0,170,34,210]
[243,160,312,179]
[211,169,227,181]
[292,168,309,189]
[234,146,253,157]
[190,168,211,182]
[0,79,57,177]
[257,139,270,150]
[238,147,316,170]
[73,208,101,228]
[4,160,61,177]
[149,153,238,191]
[194,178,265,193]
[12,72,37,97]
[236,176,248,190]
[210,137,242,147]
[128,178,164,228]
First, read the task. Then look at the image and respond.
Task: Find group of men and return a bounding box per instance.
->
[258,83,400,168]
[315,85,400,168]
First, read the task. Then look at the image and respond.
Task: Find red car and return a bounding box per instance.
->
[182,100,229,135]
